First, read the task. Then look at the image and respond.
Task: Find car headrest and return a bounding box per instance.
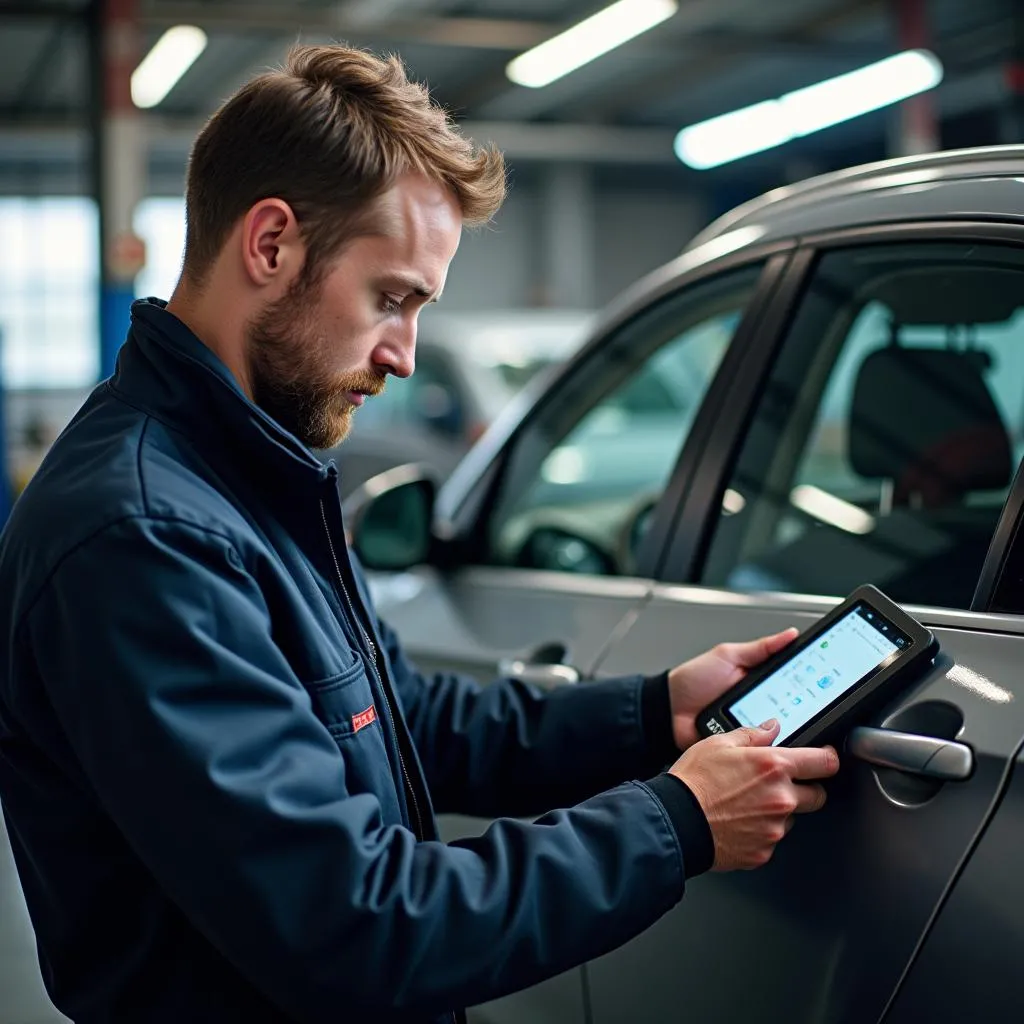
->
[849,346,1012,505]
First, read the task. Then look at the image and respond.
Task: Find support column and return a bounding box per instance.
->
[538,164,595,309]
[888,0,939,157]
[90,0,146,381]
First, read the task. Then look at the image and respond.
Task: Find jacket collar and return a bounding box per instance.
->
[112,298,336,498]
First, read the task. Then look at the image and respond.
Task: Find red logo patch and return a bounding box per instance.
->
[351,705,377,733]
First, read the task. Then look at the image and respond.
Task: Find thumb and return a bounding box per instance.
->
[729,719,780,746]
[727,628,799,669]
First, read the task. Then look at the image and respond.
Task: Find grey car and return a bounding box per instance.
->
[345,144,1024,1024]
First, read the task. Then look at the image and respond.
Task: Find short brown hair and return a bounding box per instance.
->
[182,44,506,286]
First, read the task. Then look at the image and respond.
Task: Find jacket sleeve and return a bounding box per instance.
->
[373,610,679,818]
[27,516,690,1022]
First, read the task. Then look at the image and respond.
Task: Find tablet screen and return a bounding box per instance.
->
[727,603,911,744]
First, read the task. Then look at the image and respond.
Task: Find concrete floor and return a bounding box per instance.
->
[0,815,69,1023]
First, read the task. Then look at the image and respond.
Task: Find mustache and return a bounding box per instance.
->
[338,369,387,397]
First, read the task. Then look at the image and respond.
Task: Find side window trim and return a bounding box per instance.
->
[972,455,1024,612]
[656,245,817,583]
[634,249,797,577]
[670,222,1024,611]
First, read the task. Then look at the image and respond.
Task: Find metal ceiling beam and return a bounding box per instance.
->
[139,4,550,50]
[0,63,1010,174]
[0,117,680,165]
[9,16,75,116]
[147,115,681,165]
[0,2,86,17]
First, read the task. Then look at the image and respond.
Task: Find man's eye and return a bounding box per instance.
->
[382,295,403,315]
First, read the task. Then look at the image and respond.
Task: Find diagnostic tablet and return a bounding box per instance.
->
[696,585,938,747]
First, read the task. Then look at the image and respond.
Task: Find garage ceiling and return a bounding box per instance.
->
[0,0,1020,191]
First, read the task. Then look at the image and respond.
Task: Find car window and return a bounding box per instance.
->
[701,241,1024,609]
[481,264,766,576]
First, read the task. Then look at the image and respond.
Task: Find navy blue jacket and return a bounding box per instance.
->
[0,300,711,1023]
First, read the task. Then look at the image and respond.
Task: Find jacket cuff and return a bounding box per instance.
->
[640,671,679,768]
[645,773,715,878]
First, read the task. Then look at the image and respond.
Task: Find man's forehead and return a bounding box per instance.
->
[372,173,461,231]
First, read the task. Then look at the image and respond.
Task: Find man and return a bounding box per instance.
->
[0,46,837,1023]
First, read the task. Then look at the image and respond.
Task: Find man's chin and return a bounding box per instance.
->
[317,410,354,450]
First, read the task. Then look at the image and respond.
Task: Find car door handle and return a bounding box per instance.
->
[497,658,581,689]
[847,726,974,781]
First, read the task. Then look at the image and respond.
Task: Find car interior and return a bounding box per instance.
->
[715,258,1024,609]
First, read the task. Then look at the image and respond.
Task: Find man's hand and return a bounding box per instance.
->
[667,628,799,751]
[670,721,839,871]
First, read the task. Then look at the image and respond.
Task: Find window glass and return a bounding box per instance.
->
[135,196,186,301]
[701,242,1024,609]
[484,264,765,576]
[0,197,99,387]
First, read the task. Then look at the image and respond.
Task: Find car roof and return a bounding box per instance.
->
[688,145,1024,250]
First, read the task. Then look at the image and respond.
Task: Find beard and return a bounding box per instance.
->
[246,281,384,450]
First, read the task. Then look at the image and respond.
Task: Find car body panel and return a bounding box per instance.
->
[369,566,650,680]
[689,146,1024,249]
[585,586,1024,1024]
[882,743,1024,1022]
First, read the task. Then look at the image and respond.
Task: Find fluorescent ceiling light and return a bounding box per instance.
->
[507,0,678,89]
[132,25,208,109]
[790,485,875,536]
[675,49,943,170]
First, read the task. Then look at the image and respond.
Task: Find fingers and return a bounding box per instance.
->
[727,720,781,747]
[791,782,827,814]
[781,744,840,781]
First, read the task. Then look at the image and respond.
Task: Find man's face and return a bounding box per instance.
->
[246,173,462,449]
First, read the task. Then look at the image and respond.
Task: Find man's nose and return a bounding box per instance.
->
[373,318,416,379]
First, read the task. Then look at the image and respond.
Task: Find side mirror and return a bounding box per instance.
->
[343,464,437,572]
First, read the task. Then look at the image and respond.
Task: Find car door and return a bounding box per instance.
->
[582,225,1024,1024]
[879,470,1024,1023]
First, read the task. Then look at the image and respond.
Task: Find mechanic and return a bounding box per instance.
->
[0,45,838,1024]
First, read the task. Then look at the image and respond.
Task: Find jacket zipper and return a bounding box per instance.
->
[318,499,425,840]
[320,499,460,1024]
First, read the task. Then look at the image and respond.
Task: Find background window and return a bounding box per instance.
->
[0,197,99,388]
[701,242,1024,609]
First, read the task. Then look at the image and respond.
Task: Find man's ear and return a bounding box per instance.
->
[240,198,304,290]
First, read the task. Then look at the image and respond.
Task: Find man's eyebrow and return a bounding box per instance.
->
[387,274,441,303]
